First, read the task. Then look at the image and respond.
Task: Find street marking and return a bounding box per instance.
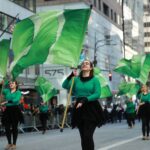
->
[97,136,141,150]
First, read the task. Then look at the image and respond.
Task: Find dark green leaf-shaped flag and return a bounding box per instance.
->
[35,76,57,102]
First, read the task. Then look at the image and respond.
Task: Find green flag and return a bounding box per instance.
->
[94,67,112,99]
[114,54,142,78]
[137,54,150,84]
[10,9,91,79]
[117,82,140,98]
[35,76,57,102]
[0,39,10,79]
[114,54,150,84]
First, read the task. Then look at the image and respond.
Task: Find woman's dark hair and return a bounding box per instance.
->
[79,60,94,77]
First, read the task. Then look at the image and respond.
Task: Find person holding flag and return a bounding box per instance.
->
[137,85,150,140]
[0,80,23,150]
[62,60,104,150]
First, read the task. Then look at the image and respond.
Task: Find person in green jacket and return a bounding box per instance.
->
[137,85,150,140]
[62,60,104,150]
[0,80,22,150]
[125,98,136,128]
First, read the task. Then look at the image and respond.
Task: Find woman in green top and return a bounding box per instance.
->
[137,85,150,140]
[1,80,22,150]
[62,60,104,150]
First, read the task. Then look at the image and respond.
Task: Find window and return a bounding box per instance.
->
[145,42,150,47]
[111,9,113,20]
[114,12,117,23]
[0,12,16,33]
[103,3,109,17]
[35,65,40,75]
[144,22,150,27]
[9,0,36,12]
[98,0,101,10]
[93,0,96,7]
[144,32,150,37]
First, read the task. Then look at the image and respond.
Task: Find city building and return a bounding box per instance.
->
[144,0,150,53]
[123,0,144,58]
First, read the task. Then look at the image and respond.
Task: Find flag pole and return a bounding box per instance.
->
[60,77,75,132]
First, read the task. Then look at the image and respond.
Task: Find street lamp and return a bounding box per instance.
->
[93,33,116,67]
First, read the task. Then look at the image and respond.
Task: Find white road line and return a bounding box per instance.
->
[97,136,142,150]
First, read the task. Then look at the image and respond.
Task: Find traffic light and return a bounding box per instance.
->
[109,72,112,81]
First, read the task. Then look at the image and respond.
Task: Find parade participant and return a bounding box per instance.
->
[137,85,150,140]
[125,98,136,128]
[62,60,104,150]
[0,80,23,150]
[39,101,49,134]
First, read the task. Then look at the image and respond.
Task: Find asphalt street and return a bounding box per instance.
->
[0,120,150,150]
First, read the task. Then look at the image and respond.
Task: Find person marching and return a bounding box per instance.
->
[125,98,136,128]
[39,101,49,134]
[0,80,23,150]
[62,60,104,150]
[137,85,150,140]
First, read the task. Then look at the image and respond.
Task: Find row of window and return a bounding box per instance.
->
[144,22,150,27]
[144,32,150,37]
[145,42,150,47]
[9,0,36,12]
[92,0,121,26]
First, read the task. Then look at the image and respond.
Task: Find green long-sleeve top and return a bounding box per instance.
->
[39,105,49,113]
[137,93,150,103]
[126,101,135,114]
[2,88,22,107]
[62,76,101,101]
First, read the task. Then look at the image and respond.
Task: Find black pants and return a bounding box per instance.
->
[3,106,20,145]
[78,121,96,150]
[40,113,48,131]
[126,113,135,127]
[5,121,18,145]
[141,117,150,137]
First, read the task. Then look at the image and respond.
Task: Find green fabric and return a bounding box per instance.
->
[126,101,135,114]
[0,39,10,78]
[94,67,112,99]
[114,54,150,84]
[137,93,150,103]
[93,67,101,75]
[62,76,101,101]
[118,82,140,98]
[35,76,57,102]
[95,74,112,99]
[2,89,22,106]
[114,56,141,78]
[39,105,49,113]
[137,54,150,84]
[10,9,91,79]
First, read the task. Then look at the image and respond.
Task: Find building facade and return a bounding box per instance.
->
[144,0,150,53]
[123,0,144,58]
